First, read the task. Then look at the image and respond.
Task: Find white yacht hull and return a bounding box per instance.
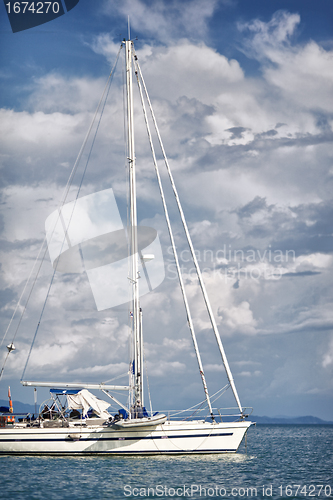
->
[0,420,252,455]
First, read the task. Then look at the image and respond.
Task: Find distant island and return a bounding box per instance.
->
[249,415,333,424]
[0,399,332,424]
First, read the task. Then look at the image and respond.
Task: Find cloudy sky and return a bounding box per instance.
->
[0,0,332,420]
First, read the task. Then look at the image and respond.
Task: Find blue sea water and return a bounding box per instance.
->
[0,425,332,499]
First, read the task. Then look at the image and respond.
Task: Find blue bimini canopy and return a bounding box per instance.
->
[50,388,80,395]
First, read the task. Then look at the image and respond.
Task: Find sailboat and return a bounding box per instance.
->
[0,39,253,454]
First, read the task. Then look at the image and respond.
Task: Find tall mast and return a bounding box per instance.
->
[125,40,143,409]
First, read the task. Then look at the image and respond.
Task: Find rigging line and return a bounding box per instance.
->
[133,53,214,420]
[142,339,153,417]
[163,384,230,418]
[57,43,123,210]
[75,46,118,199]
[1,45,123,370]
[135,58,243,416]
[167,391,234,422]
[186,385,230,418]
[0,238,45,352]
[210,384,230,403]
[182,400,206,421]
[0,244,50,384]
[20,48,123,383]
[0,238,47,353]
[0,351,13,382]
[102,372,129,384]
[20,265,57,381]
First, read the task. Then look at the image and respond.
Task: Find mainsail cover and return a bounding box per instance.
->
[67,389,111,419]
